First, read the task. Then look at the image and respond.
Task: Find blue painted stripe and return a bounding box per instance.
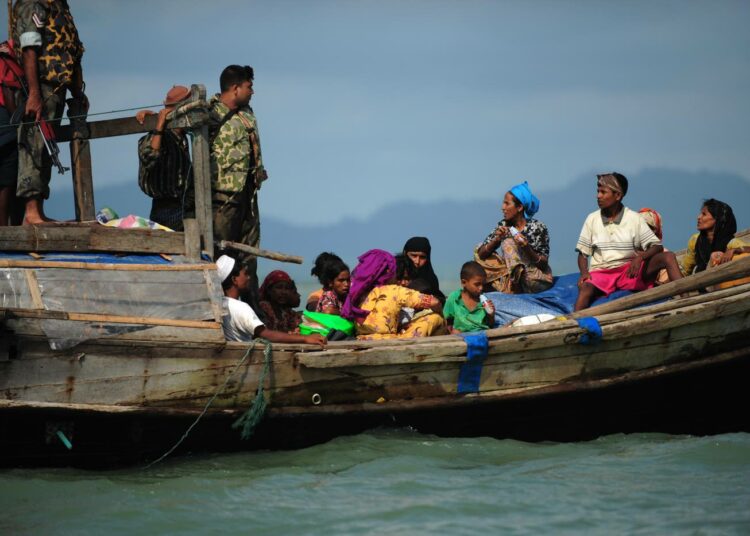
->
[457,332,489,394]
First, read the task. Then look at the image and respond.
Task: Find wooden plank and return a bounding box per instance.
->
[69,138,95,221]
[88,225,184,253]
[55,115,155,143]
[23,269,44,310]
[4,307,221,329]
[573,254,750,318]
[193,124,213,257]
[54,103,209,143]
[0,259,213,270]
[6,319,226,346]
[67,98,96,221]
[270,347,750,417]
[183,218,201,261]
[297,341,468,368]
[218,240,303,264]
[203,268,224,323]
[0,225,187,254]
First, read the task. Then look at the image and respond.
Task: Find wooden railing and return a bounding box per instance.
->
[0,84,214,260]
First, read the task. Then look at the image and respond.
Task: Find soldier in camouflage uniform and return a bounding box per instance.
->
[210,64,268,308]
[12,0,86,224]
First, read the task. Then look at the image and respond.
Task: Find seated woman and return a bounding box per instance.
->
[341,249,446,340]
[401,237,445,303]
[257,270,303,333]
[681,199,750,279]
[310,252,351,315]
[475,181,553,294]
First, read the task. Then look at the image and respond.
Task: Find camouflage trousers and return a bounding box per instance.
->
[213,186,261,308]
[17,84,65,199]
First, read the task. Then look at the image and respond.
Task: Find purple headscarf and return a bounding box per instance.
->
[341,249,397,322]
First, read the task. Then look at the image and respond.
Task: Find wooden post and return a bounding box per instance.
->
[183,218,201,261]
[189,84,214,259]
[67,98,95,221]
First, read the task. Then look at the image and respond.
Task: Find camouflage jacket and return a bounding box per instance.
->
[13,0,84,88]
[209,95,266,195]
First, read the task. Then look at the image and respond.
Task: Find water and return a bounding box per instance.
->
[2,430,749,535]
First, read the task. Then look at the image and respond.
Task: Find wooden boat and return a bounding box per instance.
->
[1,85,749,466]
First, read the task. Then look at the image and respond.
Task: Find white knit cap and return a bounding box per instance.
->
[216,255,236,282]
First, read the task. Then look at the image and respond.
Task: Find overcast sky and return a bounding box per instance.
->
[3,1,749,224]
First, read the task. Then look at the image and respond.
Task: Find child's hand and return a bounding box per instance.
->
[484,300,495,315]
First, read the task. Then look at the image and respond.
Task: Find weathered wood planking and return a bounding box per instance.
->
[0,224,186,254]
[3,288,748,412]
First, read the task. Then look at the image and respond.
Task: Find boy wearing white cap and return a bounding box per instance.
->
[217,255,326,347]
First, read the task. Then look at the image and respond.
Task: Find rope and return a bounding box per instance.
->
[144,338,271,468]
[232,339,274,440]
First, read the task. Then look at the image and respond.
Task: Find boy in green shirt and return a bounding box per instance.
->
[444,261,496,333]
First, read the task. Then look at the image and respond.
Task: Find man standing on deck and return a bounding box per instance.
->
[12,0,87,224]
[209,64,268,309]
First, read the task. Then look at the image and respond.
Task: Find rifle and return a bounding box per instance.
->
[37,118,69,174]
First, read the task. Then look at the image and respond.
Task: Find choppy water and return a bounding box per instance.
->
[2,430,749,535]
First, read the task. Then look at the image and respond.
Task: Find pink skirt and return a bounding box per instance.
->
[589,262,655,296]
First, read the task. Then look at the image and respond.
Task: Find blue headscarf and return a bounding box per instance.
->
[509,181,540,218]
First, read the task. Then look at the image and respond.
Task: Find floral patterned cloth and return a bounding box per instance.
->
[315,290,344,313]
[474,238,553,294]
[257,301,302,333]
[356,284,446,340]
[481,218,550,258]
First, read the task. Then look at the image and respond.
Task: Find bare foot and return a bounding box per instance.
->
[22,198,58,225]
[23,215,59,225]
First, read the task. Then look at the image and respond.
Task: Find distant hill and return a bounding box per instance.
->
[46,168,750,287]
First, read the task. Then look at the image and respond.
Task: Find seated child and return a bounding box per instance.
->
[638,207,669,285]
[443,261,496,333]
[574,172,683,311]
[306,252,346,311]
[395,254,422,328]
[310,252,351,315]
[258,270,303,332]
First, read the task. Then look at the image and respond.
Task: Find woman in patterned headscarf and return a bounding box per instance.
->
[257,270,303,332]
[475,181,553,294]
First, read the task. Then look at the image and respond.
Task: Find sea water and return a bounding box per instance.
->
[1,429,749,535]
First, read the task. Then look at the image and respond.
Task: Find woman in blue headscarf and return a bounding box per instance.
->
[475,181,553,293]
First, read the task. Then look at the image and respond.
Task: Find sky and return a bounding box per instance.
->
[2,0,749,225]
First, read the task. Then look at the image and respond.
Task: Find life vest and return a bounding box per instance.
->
[0,41,24,108]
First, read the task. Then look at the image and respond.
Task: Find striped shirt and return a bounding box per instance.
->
[576,206,661,270]
[137,130,192,200]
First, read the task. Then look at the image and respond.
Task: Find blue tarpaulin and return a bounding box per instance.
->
[486,272,641,326]
[0,251,173,264]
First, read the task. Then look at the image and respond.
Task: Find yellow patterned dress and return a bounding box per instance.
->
[356,284,447,340]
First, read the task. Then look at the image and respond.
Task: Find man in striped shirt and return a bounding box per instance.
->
[135,86,193,230]
[574,172,682,311]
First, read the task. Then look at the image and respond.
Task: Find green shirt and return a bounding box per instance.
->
[444,290,489,332]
